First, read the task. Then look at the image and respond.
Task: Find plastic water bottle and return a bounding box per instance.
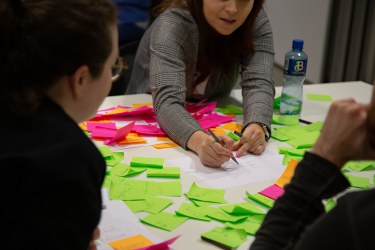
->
[280,39,308,115]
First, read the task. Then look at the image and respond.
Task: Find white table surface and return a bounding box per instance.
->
[99,81,372,250]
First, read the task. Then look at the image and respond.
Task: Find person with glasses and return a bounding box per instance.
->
[0,0,119,249]
[126,0,275,168]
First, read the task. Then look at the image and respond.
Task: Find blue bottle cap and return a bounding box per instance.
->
[292,39,304,50]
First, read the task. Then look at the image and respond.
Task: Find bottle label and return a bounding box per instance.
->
[284,59,307,76]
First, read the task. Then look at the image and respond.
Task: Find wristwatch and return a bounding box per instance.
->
[249,122,270,141]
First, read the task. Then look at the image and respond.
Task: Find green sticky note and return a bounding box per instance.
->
[225,219,261,235]
[282,153,303,165]
[175,203,211,221]
[278,147,306,156]
[140,212,188,231]
[125,167,147,177]
[109,163,130,177]
[98,145,113,158]
[227,131,240,142]
[186,182,227,203]
[247,214,266,224]
[324,198,336,212]
[273,96,281,109]
[303,121,324,132]
[220,202,265,215]
[246,192,274,208]
[216,104,243,115]
[130,156,164,168]
[271,129,291,141]
[344,174,371,189]
[147,167,180,178]
[287,131,320,149]
[205,207,248,223]
[189,198,221,207]
[147,181,182,197]
[125,196,172,214]
[275,125,308,140]
[109,179,147,200]
[343,161,375,172]
[105,151,125,167]
[103,175,126,189]
[306,93,333,102]
[272,114,299,126]
[201,227,247,249]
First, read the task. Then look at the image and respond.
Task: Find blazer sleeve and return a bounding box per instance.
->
[240,8,275,134]
[149,10,205,149]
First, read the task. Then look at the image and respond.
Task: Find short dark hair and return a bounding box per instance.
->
[152,0,264,82]
[0,0,117,114]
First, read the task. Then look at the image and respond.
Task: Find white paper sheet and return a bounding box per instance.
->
[170,148,285,189]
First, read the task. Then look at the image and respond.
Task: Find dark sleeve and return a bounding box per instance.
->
[250,152,350,250]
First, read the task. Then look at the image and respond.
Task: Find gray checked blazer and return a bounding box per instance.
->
[127,7,275,149]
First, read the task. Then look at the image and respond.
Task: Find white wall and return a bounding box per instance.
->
[264,0,332,83]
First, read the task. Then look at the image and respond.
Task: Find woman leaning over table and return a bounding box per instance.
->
[0,0,123,249]
[126,0,275,168]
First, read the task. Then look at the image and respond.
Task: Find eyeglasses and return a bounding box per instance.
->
[111,56,128,82]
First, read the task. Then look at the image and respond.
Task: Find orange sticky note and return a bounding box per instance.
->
[153,142,179,149]
[117,133,147,145]
[108,234,153,250]
[275,159,298,188]
[157,136,172,141]
[211,127,227,135]
[132,103,153,107]
[221,122,242,131]
[79,122,87,131]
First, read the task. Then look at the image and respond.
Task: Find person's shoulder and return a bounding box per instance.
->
[154,7,196,30]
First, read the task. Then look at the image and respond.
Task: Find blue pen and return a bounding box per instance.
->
[207,129,239,165]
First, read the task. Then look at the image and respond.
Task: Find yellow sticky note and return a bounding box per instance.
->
[153,142,179,149]
[108,234,153,250]
[275,159,298,188]
[221,122,242,131]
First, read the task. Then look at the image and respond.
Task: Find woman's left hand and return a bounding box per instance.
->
[233,123,266,157]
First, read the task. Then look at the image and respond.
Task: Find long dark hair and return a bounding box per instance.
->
[0,0,116,115]
[153,0,264,81]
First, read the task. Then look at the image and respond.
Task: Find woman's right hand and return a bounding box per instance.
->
[187,130,234,167]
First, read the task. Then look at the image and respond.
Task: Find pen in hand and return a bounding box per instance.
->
[207,129,239,165]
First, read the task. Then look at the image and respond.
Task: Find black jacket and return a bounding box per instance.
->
[1,99,106,250]
[251,152,375,250]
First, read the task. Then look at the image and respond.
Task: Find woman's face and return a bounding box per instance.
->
[203,0,255,35]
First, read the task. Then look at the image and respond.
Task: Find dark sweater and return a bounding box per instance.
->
[251,152,375,250]
[1,99,106,250]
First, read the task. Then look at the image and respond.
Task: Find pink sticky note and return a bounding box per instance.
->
[104,121,135,145]
[187,101,217,115]
[90,127,117,138]
[87,122,116,132]
[259,184,284,200]
[105,106,154,117]
[198,113,235,129]
[132,124,166,136]
[134,235,180,250]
